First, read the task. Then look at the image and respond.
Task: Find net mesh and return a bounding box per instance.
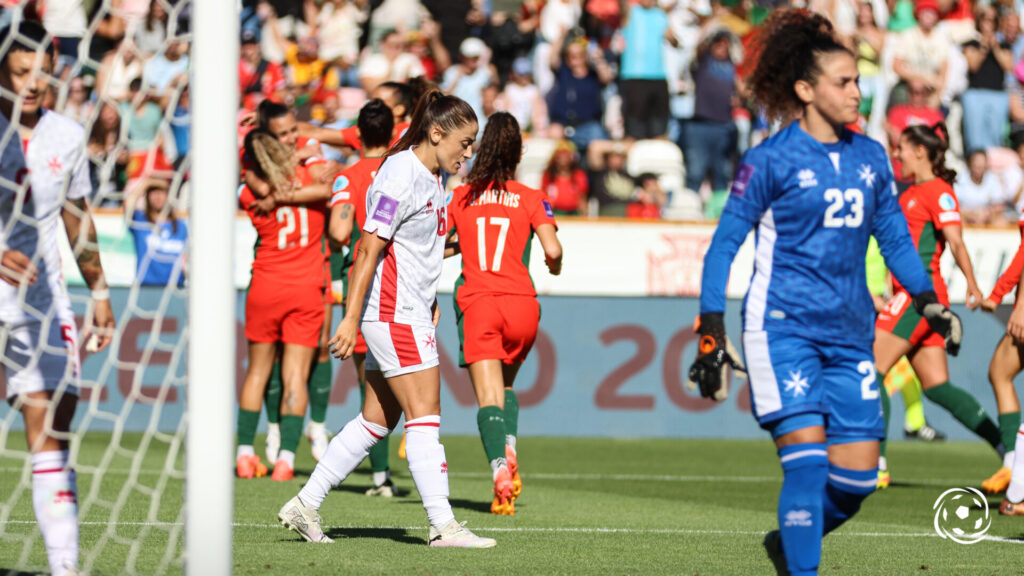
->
[0,1,192,574]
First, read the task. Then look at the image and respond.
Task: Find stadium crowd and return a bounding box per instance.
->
[13,0,1024,223]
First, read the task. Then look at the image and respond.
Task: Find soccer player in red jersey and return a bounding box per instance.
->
[447,112,563,515]
[979,213,1024,498]
[874,123,1005,486]
[327,99,400,496]
[235,128,331,482]
[280,92,496,548]
[299,81,413,156]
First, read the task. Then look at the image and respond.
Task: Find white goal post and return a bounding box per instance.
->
[186,1,238,574]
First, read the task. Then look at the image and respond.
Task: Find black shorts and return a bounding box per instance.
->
[620,79,670,139]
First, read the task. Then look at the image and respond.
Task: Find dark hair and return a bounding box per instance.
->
[385,90,477,159]
[129,77,143,92]
[465,112,522,198]
[0,20,54,67]
[747,10,853,122]
[901,123,957,185]
[144,179,179,234]
[358,98,395,150]
[406,77,438,109]
[379,81,415,117]
[256,99,291,130]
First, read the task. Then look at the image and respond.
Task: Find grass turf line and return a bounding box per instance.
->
[0,434,1021,575]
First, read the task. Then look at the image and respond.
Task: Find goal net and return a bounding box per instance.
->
[0,1,232,574]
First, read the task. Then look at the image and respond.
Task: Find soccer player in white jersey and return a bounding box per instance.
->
[0,21,116,576]
[278,92,495,548]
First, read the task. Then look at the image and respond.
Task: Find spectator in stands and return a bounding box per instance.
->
[498,57,548,135]
[88,101,129,203]
[541,140,589,215]
[626,173,666,219]
[42,0,89,73]
[890,0,948,109]
[999,11,1024,64]
[142,38,189,97]
[126,178,187,287]
[367,0,429,47]
[1008,66,1024,145]
[314,0,368,87]
[484,0,538,79]
[422,0,476,64]
[358,29,426,92]
[535,0,583,94]
[619,0,678,140]
[63,75,94,126]
[121,78,170,181]
[171,84,190,164]
[547,35,613,155]
[886,80,945,185]
[407,19,451,82]
[684,29,738,219]
[134,0,168,56]
[853,1,886,121]
[95,38,143,102]
[239,29,286,111]
[586,142,634,217]
[86,0,128,62]
[962,5,1013,153]
[443,38,497,123]
[955,149,1011,225]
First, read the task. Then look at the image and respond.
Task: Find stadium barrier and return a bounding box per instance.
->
[0,285,1013,441]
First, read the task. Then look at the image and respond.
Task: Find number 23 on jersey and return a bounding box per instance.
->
[823,188,863,229]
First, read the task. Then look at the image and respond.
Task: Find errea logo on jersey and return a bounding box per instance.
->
[798,169,818,188]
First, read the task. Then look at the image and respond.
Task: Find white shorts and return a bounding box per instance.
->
[2,312,80,401]
[361,320,439,378]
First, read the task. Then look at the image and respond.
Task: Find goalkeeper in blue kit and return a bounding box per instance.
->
[687,11,962,576]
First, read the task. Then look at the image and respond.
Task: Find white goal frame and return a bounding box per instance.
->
[186,1,238,574]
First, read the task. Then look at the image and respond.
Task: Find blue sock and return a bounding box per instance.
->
[822,464,877,535]
[778,443,828,576]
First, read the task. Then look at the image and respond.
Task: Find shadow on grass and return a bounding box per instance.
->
[393,497,493,514]
[323,526,423,545]
[0,569,47,576]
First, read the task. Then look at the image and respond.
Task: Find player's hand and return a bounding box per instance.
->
[685,313,746,402]
[966,285,984,311]
[252,194,277,216]
[546,255,562,276]
[981,298,998,313]
[0,249,38,286]
[328,316,359,359]
[1009,304,1024,343]
[84,297,116,352]
[317,161,343,184]
[239,110,257,128]
[914,290,963,356]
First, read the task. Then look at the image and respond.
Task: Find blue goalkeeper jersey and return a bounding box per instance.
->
[700,121,934,347]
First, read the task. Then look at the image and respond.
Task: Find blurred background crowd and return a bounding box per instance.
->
[8,0,1024,226]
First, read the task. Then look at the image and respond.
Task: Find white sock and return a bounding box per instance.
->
[1005,450,1016,470]
[1008,424,1024,503]
[32,450,78,576]
[236,445,254,459]
[372,469,390,487]
[405,415,455,529]
[489,458,507,474]
[506,435,516,450]
[878,456,887,472]
[298,413,386,510]
[278,450,295,467]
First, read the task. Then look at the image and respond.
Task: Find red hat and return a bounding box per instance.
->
[914,0,940,18]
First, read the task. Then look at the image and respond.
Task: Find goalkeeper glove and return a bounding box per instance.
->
[913,290,962,356]
[686,313,747,402]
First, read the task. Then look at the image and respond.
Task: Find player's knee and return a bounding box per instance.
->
[826,464,877,513]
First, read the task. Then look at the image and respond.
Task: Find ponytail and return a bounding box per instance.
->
[901,122,956,185]
[386,90,477,159]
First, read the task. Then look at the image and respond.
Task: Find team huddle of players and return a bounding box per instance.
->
[234,78,562,546]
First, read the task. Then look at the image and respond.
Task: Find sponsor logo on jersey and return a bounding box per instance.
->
[373,194,399,225]
[332,175,349,193]
[542,200,554,218]
[907,199,917,210]
[731,163,754,197]
[939,211,961,223]
[797,169,818,189]
[858,164,876,187]
[784,509,813,527]
[939,193,957,211]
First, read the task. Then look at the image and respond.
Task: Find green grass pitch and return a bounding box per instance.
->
[2,433,1023,575]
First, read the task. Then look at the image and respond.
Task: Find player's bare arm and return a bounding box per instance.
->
[444,229,460,258]
[329,230,387,359]
[297,121,349,148]
[535,223,562,276]
[0,249,39,286]
[942,225,984,310]
[328,203,354,246]
[62,197,115,351]
[273,182,330,205]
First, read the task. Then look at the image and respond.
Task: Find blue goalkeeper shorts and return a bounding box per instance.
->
[741,330,884,444]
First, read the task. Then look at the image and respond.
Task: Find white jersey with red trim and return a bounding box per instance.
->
[361,149,447,327]
[0,110,90,324]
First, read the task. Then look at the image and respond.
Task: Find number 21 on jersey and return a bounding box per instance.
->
[823,188,863,228]
[276,206,309,249]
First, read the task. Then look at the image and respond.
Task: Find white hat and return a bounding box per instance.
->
[459,37,486,58]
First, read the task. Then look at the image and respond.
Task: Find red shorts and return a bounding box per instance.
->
[457,294,539,366]
[245,280,324,348]
[875,290,945,348]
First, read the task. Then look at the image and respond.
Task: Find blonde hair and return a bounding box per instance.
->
[247,131,296,192]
